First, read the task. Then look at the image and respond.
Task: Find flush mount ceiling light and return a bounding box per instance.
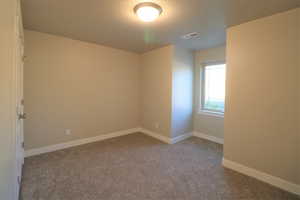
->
[134,2,163,22]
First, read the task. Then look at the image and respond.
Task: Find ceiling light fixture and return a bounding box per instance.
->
[181,32,200,40]
[134,2,162,22]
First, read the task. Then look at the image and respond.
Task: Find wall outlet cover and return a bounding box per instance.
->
[65,129,71,135]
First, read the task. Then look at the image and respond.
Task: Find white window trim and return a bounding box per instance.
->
[198,110,224,118]
[199,61,226,117]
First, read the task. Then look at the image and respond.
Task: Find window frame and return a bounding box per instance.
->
[199,61,226,116]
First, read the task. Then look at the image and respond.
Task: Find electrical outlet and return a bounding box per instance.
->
[154,122,160,129]
[65,129,71,135]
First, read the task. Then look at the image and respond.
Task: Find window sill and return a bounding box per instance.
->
[198,110,224,118]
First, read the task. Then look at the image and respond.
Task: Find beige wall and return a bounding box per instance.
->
[298,8,300,185]
[224,8,300,184]
[171,46,194,138]
[25,33,194,149]
[24,30,140,149]
[140,45,194,138]
[140,46,173,137]
[0,0,17,199]
[193,46,226,139]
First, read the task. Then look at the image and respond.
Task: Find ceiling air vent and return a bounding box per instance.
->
[181,32,199,40]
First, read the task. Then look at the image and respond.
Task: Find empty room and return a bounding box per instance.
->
[1,0,300,199]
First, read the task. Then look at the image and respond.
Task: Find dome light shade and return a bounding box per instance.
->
[134,2,162,22]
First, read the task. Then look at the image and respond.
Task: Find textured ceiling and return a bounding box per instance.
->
[21,0,299,53]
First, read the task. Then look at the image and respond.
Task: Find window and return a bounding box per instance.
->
[201,63,226,114]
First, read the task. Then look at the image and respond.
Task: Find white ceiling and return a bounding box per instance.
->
[21,0,299,53]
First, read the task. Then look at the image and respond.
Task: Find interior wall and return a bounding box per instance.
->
[171,46,194,138]
[298,8,300,185]
[24,30,140,150]
[224,8,300,184]
[0,0,17,199]
[140,46,173,137]
[193,46,226,139]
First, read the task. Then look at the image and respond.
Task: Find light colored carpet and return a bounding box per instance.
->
[21,133,300,200]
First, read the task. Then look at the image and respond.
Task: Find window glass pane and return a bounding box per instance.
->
[204,64,226,112]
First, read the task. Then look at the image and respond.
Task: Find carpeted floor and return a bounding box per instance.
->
[21,133,300,200]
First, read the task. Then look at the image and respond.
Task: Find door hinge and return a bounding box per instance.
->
[18,113,26,120]
[21,142,24,149]
[17,176,21,185]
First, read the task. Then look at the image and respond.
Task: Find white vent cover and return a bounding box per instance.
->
[181,32,199,40]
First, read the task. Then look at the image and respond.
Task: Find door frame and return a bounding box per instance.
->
[12,0,24,199]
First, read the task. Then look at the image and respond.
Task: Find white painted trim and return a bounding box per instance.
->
[139,128,193,144]
[140,128,193,144]
[170,132,193,144]
[25,128,140,157]
[222,158,300,196]
[25,128,194,157]
[193,131,224,144]
[197,110,224,118]
[139,128,171,144]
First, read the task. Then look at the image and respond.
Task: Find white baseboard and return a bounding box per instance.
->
[170,132,193,144]
[193,131,224,144]
[139,128,171,144]
[25,128,140,157]
[139,128,193,144]
[222,158,300,196]
[25,127,194,157]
